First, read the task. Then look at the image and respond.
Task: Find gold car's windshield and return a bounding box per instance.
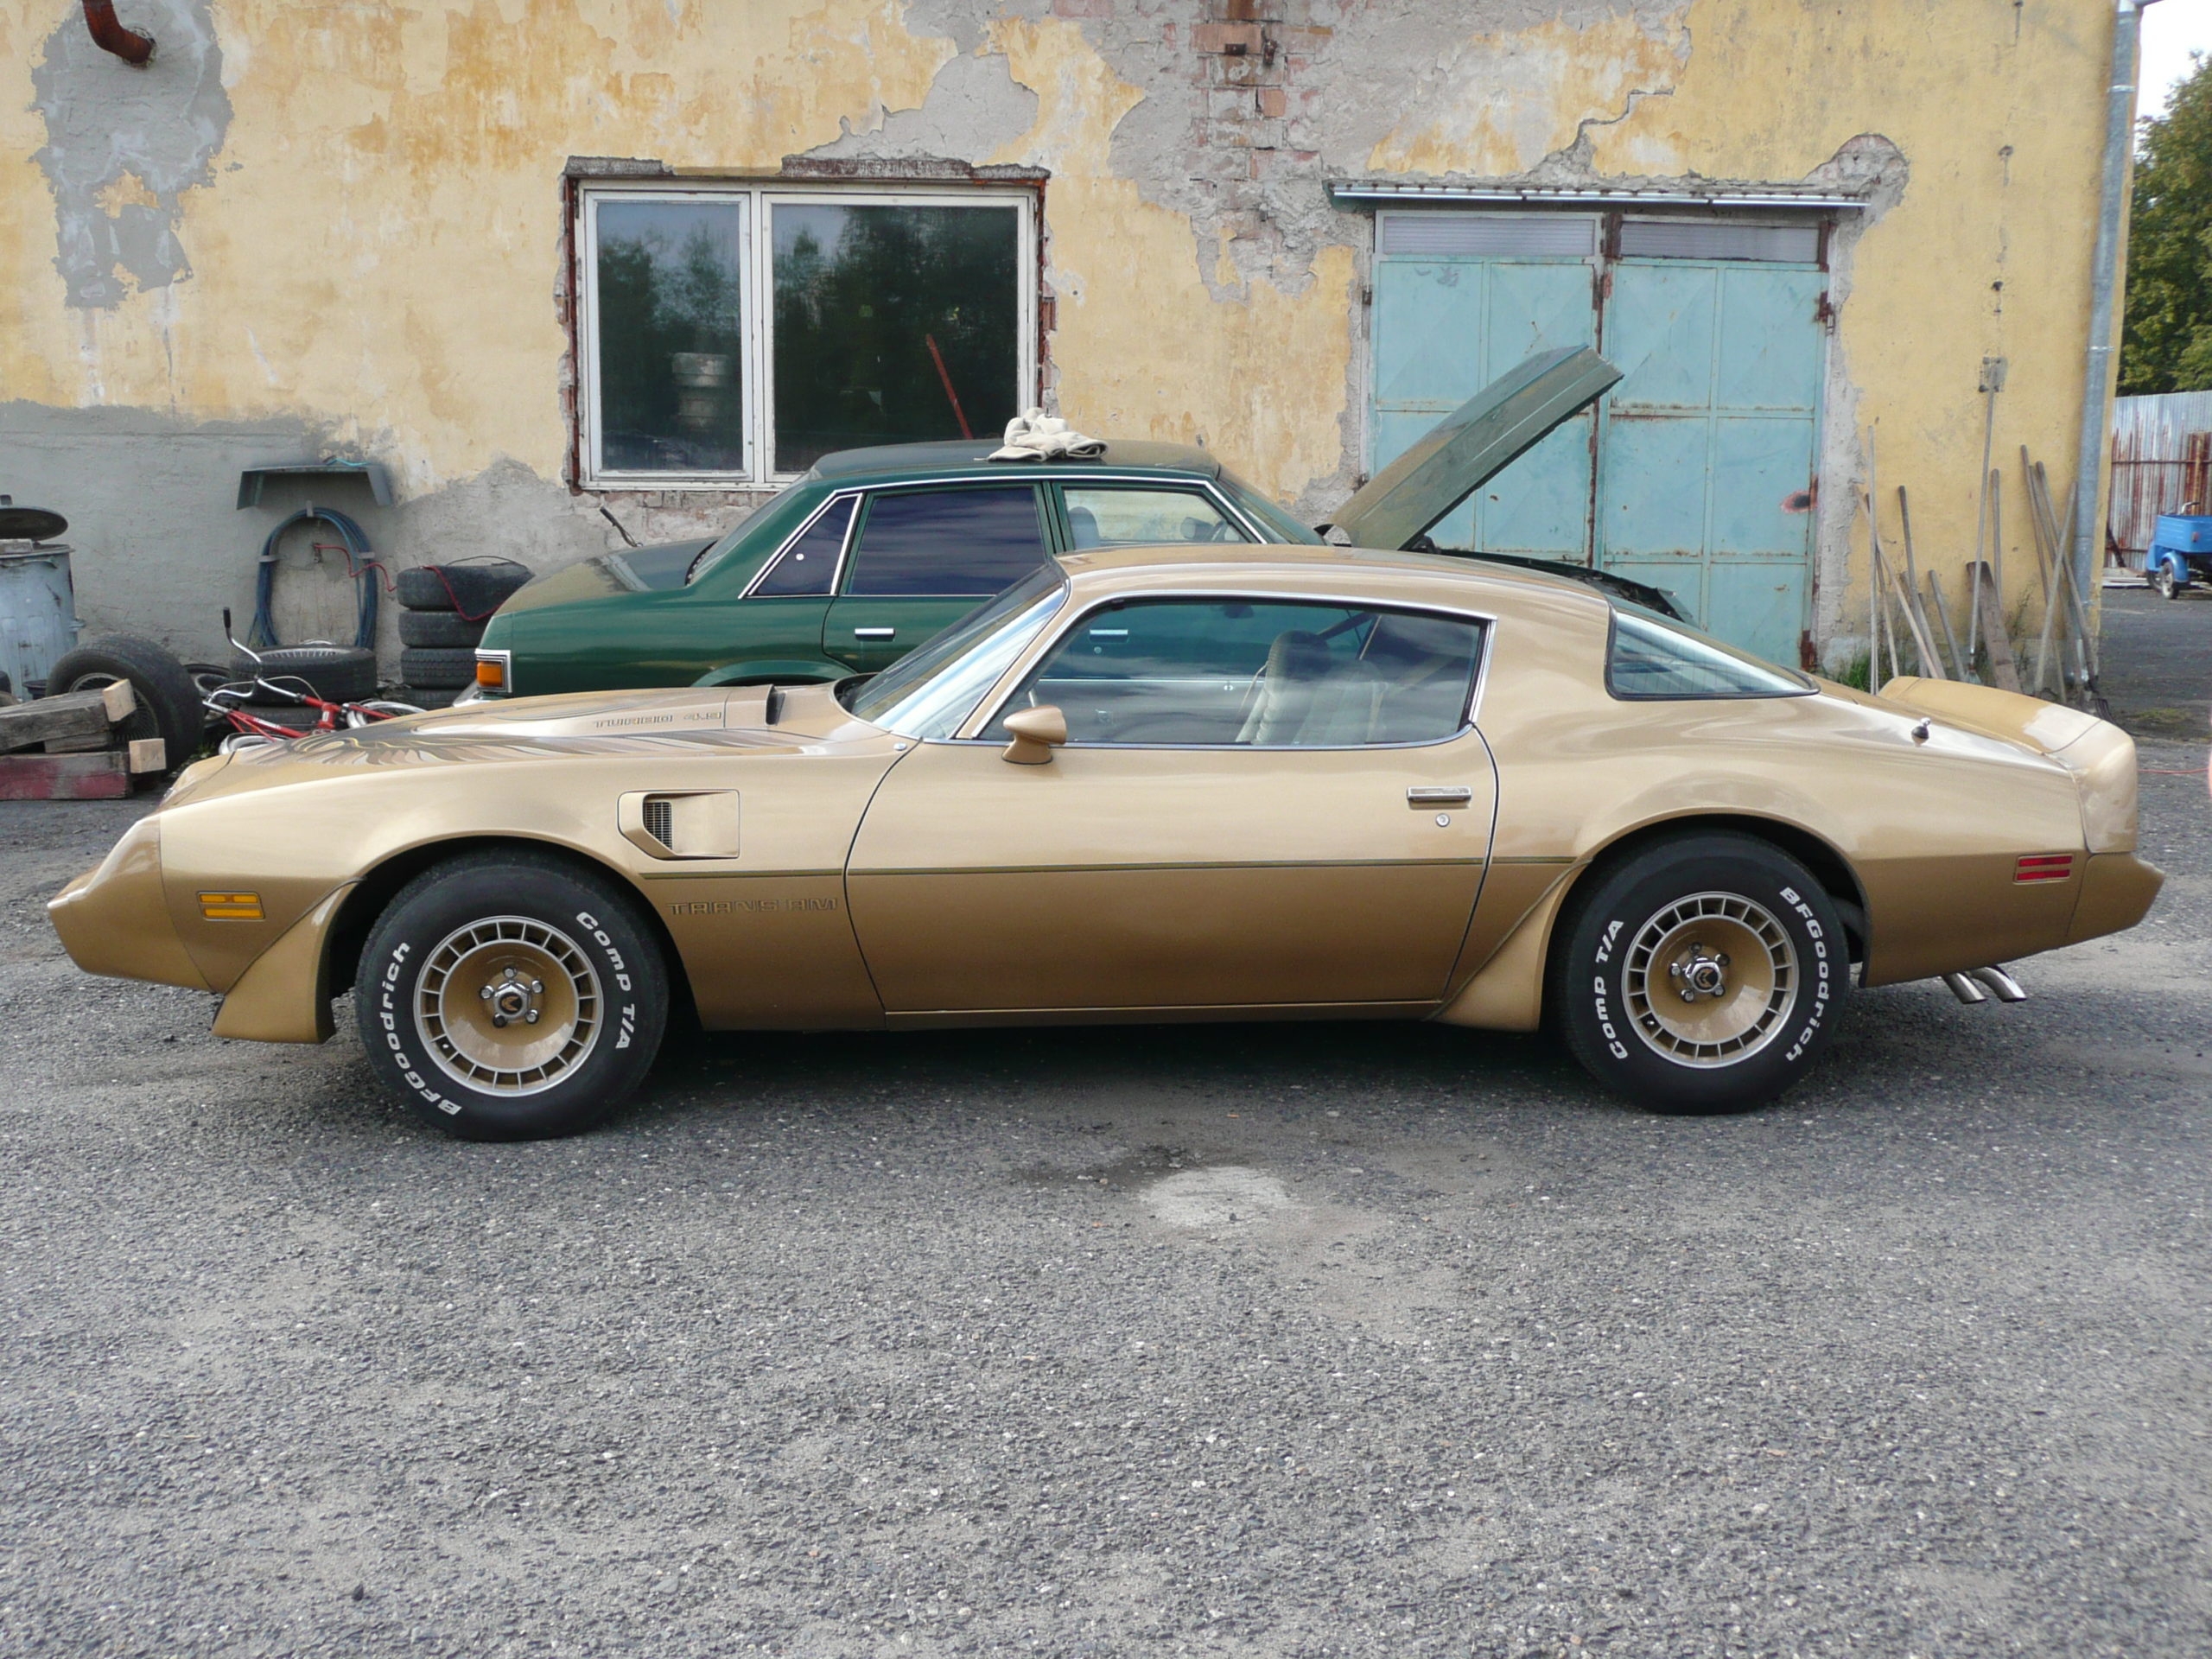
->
[840,565,1070,738]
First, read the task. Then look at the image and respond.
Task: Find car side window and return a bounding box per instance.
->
[749,496,854,596]
[841,486,1048,598]
[981,598,1484,747]
[1061,487,1250,549]
[1605,607,1812,699]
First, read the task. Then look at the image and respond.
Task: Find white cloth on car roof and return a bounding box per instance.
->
[989,408,1107,462]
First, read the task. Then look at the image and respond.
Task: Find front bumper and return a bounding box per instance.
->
[48,816,210,991]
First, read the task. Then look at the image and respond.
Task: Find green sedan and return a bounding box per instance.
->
[475,441,1322,698]
[473,348,1665,698]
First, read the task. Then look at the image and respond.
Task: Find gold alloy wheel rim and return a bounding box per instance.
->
[1622,892,1797,1069]
[414,917,601,1096]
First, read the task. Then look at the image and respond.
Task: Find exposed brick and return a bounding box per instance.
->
[1256,86,1287,118]
[1192,21,1262,53]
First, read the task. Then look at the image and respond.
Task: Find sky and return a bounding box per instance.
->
[2140,0,2212,116]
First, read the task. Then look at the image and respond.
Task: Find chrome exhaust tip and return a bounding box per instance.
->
[1969,964,2027,1002]
[1942,972,1989,1005]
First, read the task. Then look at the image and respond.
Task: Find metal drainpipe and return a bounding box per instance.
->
[82,1,155,66]
[2075,0,2156,597]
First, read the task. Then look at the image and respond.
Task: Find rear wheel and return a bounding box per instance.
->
[1551,832,1850,1115]
[356,852,667,1139]
[2152,562,2179,600]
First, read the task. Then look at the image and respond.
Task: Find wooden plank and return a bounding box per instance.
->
[1972,561,2022,691]
[1891,486,1947,677]
[1923,570,1968,683]
[0,681,136,755]
[0,751,131,800]
[126,738,167,773]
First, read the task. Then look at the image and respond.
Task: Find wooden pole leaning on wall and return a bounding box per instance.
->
[1924,569,1968,682]
[1894,486,1948,678]
[2023,448,2064,697]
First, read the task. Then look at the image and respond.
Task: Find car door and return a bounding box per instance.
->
[821,484,1053,675]
[845,595,1497,1015]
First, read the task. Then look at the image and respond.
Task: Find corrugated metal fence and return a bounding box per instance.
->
[2110,391,2212,556]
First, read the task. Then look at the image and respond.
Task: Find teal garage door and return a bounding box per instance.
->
[1370,212,1828,665]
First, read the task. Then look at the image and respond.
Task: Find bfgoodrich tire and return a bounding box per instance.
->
[356,852,668,1140]
[1551,832,1850,1115]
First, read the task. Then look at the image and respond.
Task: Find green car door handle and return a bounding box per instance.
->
[855,627,895,639]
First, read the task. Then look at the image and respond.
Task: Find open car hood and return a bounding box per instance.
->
[1328,346,1623,552]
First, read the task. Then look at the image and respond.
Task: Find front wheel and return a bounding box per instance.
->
[1550,833,1851,1115]
[356,852,668,1139]
[2152,561,2180,600]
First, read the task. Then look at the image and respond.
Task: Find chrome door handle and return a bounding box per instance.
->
[1407,786,1472,807]
[854,627,896,640]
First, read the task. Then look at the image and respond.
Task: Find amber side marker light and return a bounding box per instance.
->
[475,650,509,690]
[199,892,264,920]
[2014,855,2075,884]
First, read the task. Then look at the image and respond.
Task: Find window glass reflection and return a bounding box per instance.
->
[1062,488,1248,548]
[594,200,747,474]
[986,599,1484,747]
[772,203,1020,473]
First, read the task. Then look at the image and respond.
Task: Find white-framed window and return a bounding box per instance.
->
[576,183,1038,488]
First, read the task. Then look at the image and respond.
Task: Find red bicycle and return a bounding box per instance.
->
[207,612,422,753]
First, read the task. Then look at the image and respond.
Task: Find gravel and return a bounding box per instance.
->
[1,747,2205,1658]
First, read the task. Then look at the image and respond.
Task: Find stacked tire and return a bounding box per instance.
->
[395,560,533,706]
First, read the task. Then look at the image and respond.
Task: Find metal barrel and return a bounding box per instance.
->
[0,544,81,697]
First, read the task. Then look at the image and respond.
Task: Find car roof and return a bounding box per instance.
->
[1051,540,1613,611]
[808,437,1224,483]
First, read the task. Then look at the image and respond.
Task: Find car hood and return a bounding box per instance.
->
[494,537,716,614]
[162,685,873,805]
[1330,346,1623,552]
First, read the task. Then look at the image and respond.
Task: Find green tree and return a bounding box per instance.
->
[2123,53,2212,393]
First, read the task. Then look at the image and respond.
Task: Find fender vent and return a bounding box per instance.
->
[620,791,740,860]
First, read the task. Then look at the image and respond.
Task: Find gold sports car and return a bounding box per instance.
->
[52,544,2160,1140]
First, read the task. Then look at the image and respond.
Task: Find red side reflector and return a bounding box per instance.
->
[2014,854,2075,883]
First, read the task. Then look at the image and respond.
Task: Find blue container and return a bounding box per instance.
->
[0,544,82,696]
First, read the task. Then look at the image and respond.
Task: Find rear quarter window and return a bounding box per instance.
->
[1605,607,1812,700]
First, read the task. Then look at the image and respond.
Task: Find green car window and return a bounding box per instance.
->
[843,486,1048,597]
[1216,467,1324,544]
[751,496,853,596]
[1062,487,1248,549]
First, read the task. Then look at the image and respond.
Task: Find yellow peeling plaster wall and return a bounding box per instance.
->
[0,1,2120,663]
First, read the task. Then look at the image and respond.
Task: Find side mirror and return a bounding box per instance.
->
[1001,704,1067,766]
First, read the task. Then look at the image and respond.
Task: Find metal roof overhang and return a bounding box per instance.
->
[1327,181,1867,213]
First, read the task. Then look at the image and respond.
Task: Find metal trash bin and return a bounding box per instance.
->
[0,502,82,697]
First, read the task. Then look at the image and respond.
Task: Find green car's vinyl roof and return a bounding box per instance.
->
[807,437,1224,484]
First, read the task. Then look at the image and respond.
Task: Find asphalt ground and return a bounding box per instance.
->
[2095,582,2210,741]
[0,748,2205,1658]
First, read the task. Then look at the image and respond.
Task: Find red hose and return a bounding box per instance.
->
[82,2,155,65]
